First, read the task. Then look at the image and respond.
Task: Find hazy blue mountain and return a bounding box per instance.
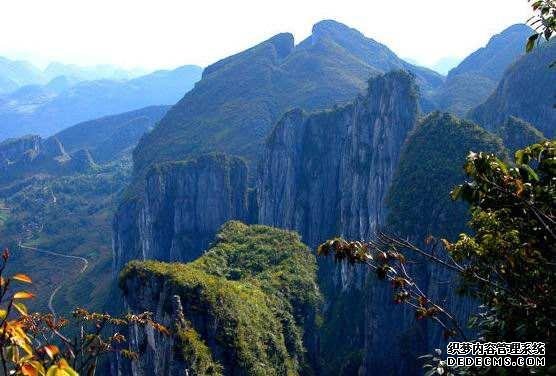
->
[0,65,202,140]
[55,105,170,163]
[470,41,556,138]
[44,62,147,82]
[432,24,532,115]
[0,57,44,93]
[132,19,443,180]
[430,56,462,75]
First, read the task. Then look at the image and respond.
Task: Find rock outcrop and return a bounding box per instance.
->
[0,134,95,183]
[118,221,321,376]
[112,154,249,274]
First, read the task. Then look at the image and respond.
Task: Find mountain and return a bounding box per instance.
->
[387,112,508,241]
[432,24,532,115]
[131,20,443,181]
[43,62,147,82]
[0,57,44,93]
[0,65,202,140]
[0,135,97,184]
[54,105,169,163]
[114,71,423,375]
[119,221,321,375]
[470,41,556,138]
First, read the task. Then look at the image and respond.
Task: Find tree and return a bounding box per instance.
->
[0,248,169,375]
[526,0,555,53]
[318,140,556,374]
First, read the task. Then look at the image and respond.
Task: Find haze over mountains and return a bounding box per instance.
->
[0,63,201,140]
[0,57,147,94]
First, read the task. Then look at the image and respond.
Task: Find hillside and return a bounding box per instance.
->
[470,41,556,138]
[119,221,321,375]
[131,20,442,181]
[0,65,202,140]
[387,112,508,240]
[432,24,532,115]
[54,105,169,162]
[496,116,546,155]
[0,105,162,313]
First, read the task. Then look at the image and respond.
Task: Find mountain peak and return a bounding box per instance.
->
[312,19,353,34]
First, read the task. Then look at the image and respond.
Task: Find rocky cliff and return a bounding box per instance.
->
[258,70,419,246]
[0,134,95,183]
[112,154,249,274]
[257,71,423,374]
[118,221,321,376]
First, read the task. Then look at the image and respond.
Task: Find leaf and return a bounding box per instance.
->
[13,291,35,300]
[21,363,38,376]
[12,274,32,284]
[526,34,539,52]
[13,302,28,316]
[44,344,60,359]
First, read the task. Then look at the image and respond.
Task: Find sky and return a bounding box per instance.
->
[0,0,533,71]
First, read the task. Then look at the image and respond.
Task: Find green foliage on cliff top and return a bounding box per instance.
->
[120,221,322,376]
[387,112,508,241]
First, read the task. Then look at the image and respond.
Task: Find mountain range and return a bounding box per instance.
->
[0,18,553,376]
[0,64,201,140]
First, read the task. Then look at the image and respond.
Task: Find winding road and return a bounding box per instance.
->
[18,243,88,316]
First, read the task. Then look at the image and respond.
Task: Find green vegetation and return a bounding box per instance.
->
[175,320,223,376]
[130,20,442,189]
[470,41,556,138]
[318,140,556,375]
[444,140,556,374]
[387,112,507,240]
[120,221,322,376]
[496,116,545,155]
[0,160,131,313]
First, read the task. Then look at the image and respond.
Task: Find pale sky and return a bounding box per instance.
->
[0,0,533,71]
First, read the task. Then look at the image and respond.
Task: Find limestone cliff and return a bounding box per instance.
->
[258,70,419,246]
[112,154,249,274]
[257,71,422,374]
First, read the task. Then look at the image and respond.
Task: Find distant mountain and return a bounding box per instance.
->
[55,105,169,163]
[0,65,202,140]
[470,41,556,138]
[432,24,532,116]
[132,19,443,180]
[43,62,147,82]
[0,135,96,184]
[0,57,44,94]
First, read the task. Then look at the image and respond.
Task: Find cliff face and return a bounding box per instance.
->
[112,154,249,274]
[258,71,422,374]
[119,222,321,376]
[258,70,419,246]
